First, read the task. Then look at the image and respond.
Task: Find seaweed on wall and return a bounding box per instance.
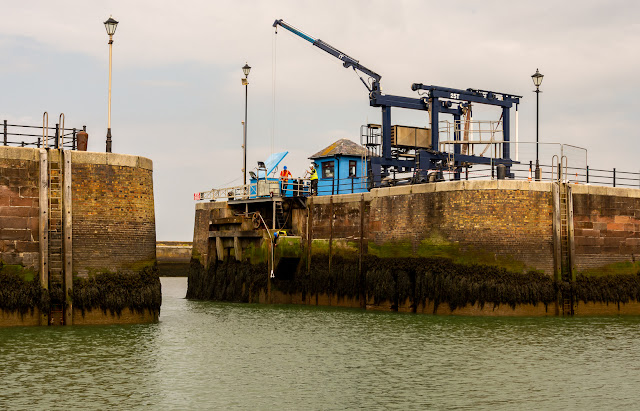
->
[0,262,49,315]
[573,273,640,304]
[187,258,267,302]
[412,257,557,311]
[365,256,558,312]
[185,251,640,312]
[71,266,161,316]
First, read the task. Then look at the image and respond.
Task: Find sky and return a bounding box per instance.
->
[1,1,638,240]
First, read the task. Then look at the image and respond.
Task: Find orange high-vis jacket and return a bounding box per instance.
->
[280,169,292,180]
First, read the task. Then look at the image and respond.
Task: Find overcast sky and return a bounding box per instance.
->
[1,1,638,240]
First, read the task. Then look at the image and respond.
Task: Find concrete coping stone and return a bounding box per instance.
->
[312,192,371,204]
[195,201,228,211]
[583,184,640,198]
[0,146,40,161]
[70,151,153,171]
[368,180,555,199]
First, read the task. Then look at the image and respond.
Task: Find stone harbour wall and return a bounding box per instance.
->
[0,147,159,326]
[190,180,640,316]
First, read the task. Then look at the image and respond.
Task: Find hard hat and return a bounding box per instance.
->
[283,166,287,170]
[310,163,315,168]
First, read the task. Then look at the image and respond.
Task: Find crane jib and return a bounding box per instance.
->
[273,19,316,44]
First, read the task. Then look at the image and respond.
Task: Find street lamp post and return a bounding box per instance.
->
[242,63,251,186]
[531,68,544,181]
[104,16,118,153]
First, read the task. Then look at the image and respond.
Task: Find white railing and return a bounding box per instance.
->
[195,179,311,202]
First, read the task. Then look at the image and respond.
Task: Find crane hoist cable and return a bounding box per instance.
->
[271,28,278,156]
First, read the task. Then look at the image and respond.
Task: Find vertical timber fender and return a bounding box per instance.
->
[62,150,73,325]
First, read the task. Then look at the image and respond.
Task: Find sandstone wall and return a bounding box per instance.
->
[0,147,40,269]
[572,185,640,272]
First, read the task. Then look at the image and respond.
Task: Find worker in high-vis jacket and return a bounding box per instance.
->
[279,165,292,196]
[306,163,318,196]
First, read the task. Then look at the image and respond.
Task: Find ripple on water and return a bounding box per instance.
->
[1,277,640,409]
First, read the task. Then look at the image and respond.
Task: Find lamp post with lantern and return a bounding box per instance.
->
[104,16,118,153]
[242,63,251,185]
[531,68,544,180]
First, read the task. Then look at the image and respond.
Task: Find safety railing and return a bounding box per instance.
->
[196,161,640,202]
[452,161,640,188]
[2,119,86,150]
[196,178,313,202]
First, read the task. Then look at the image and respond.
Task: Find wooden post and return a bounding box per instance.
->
[552,183,562,282]
[552,183,562,315]
[38,149,49,326]
[307,197,313,304]
[216,237,224,261]
[567,184,576,282]
[328,197,333,306]
[329,197,333,274]
[307,197,313,274]
[234,236,242,261]
[63,151,73,325]
[359,194,365,309]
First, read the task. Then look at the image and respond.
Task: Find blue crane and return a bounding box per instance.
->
[273,19,521,185]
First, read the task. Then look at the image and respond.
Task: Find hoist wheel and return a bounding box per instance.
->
[252,213,261,229]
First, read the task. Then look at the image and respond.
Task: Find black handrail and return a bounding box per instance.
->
[2,120,85,150]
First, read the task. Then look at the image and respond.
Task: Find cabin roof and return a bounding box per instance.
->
[309,138,369,160]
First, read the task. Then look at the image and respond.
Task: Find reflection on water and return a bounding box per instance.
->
[1,277,639,409]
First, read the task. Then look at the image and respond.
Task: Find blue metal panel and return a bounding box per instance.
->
[315,156,368,196]
[258,151,288,178]
[430,97,439,150]
[382,107,392,160]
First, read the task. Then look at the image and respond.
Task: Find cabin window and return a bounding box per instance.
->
[349,160,357,177]
[322,161,334,178]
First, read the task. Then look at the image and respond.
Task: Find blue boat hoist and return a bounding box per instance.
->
[273,19,522,186]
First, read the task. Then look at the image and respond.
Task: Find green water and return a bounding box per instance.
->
[1,277,640,410]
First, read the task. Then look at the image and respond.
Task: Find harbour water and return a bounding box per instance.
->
[1,277,640,409]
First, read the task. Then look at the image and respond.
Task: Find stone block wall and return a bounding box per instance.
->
[308,181,555,274]
[310,193,369,241]
[0,147,40,269]
[70,151,156,276]
[572,186,640,271]
[157,241,192,276]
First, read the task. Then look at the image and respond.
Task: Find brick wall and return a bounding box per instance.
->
[311,195,368,240]
[573,188,640,270]
[71,152,156,276]
[0,148,40,269]
[370,185,554,273]
[306,181,555,274]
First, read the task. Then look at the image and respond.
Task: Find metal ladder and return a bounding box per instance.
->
[275,201,286,229]
[48,150,65,324]
[553,155,574,315]
[559,182,574,315]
